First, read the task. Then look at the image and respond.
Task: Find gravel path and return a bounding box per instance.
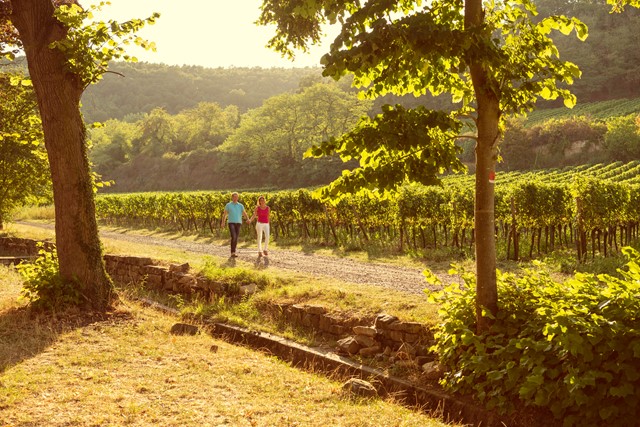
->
[21,222,456,295]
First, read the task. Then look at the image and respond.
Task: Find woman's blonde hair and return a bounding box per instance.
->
[257,195,266,206]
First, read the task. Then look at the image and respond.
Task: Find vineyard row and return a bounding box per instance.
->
[95,161,640,261]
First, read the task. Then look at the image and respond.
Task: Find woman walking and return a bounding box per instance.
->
[248,195,271,257]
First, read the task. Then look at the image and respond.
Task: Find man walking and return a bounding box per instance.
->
[221,192,250,257]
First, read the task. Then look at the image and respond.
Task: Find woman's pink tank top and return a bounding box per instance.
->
[257,206,269,223]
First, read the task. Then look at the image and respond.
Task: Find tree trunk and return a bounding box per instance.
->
[467,0,500,333]
[11,0,113,310]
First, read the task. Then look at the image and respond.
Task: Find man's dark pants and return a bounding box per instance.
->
[228,223,242,254]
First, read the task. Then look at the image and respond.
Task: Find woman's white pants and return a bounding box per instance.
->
[256,222,270,252]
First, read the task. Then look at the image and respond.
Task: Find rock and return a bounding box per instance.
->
[374,313,398,328]
[306,305,327,315]
[400,322,425,334]
[394,343,416,361]
[336,337,362,355]
[169,262,190,273]
[422,361,445,380]
[170,323,199,336]
[240,283,257,295]
[415,355,434,366]
[342,378,378,398]
[359,345,381,357]
[352,325,377,337]
[354,334,377,348]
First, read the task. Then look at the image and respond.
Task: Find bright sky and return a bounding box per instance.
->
[92,0,332,69]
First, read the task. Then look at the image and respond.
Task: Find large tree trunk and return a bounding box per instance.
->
[11,0,113,310]
[466,0,500,333]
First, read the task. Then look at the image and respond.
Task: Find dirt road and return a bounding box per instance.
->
[20,222,457,295]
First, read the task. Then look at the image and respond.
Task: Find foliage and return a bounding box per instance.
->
[3,0,165,311]
[90,82,369,190]
[526,98,640,125]
[50,2,159,86]
[308,105,466,198]
[607,0,640,12]
[16,245,81,310]
[428,248,640,426]
[542,0,640,101]
[603,114,640,163]
[219,82,371,187]
[259,0,587,330]
[499,112,640,171]
[90,97,640,192]
[0,72,51,227]
[259,0,586,181]
[79,62,323,123]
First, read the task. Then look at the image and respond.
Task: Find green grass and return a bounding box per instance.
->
[0,265,457,427]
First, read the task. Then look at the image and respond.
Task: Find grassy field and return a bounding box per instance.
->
[0,264,459,427]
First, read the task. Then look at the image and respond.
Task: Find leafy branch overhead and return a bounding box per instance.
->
[50,1,159,86]
[306,104,465,197]
[260,0,587,196]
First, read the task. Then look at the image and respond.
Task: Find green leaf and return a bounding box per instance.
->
[609,383,634,397]
[563,94,576,109]
[540,86,553,100]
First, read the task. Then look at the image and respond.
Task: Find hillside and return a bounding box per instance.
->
[75,0,640,124]
[526,98,640,126]
[81,63,323,123]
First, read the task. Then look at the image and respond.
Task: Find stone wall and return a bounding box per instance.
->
[0,237,435,355]
[0,236,55,256]
[262,302,434,352]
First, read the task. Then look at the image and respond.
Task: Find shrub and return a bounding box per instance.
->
[16,245,81,310]
[428,248,640,426]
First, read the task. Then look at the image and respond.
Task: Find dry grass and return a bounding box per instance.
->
[0,266,458,427]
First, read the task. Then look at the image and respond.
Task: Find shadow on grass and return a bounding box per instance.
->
[0,306,131,374]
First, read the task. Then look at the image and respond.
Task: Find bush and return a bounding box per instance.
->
[428,248,640,426]
[16,245,81,310]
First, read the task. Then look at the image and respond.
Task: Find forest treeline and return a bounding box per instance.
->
[90,93,640,191]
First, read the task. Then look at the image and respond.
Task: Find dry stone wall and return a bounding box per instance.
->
[1,237,436,355]
[0,237,55,256]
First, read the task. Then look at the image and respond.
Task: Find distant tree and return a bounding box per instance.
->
[81,62,323,123]
[260,0,586,331]
[89,119,139,173]
[172,102,240,152]
[1,0,158,310]
[539,0,640,101]
[604,114,640,162]
[219,82,371,187]
[135,107,176,157]
[0,73,51,229]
